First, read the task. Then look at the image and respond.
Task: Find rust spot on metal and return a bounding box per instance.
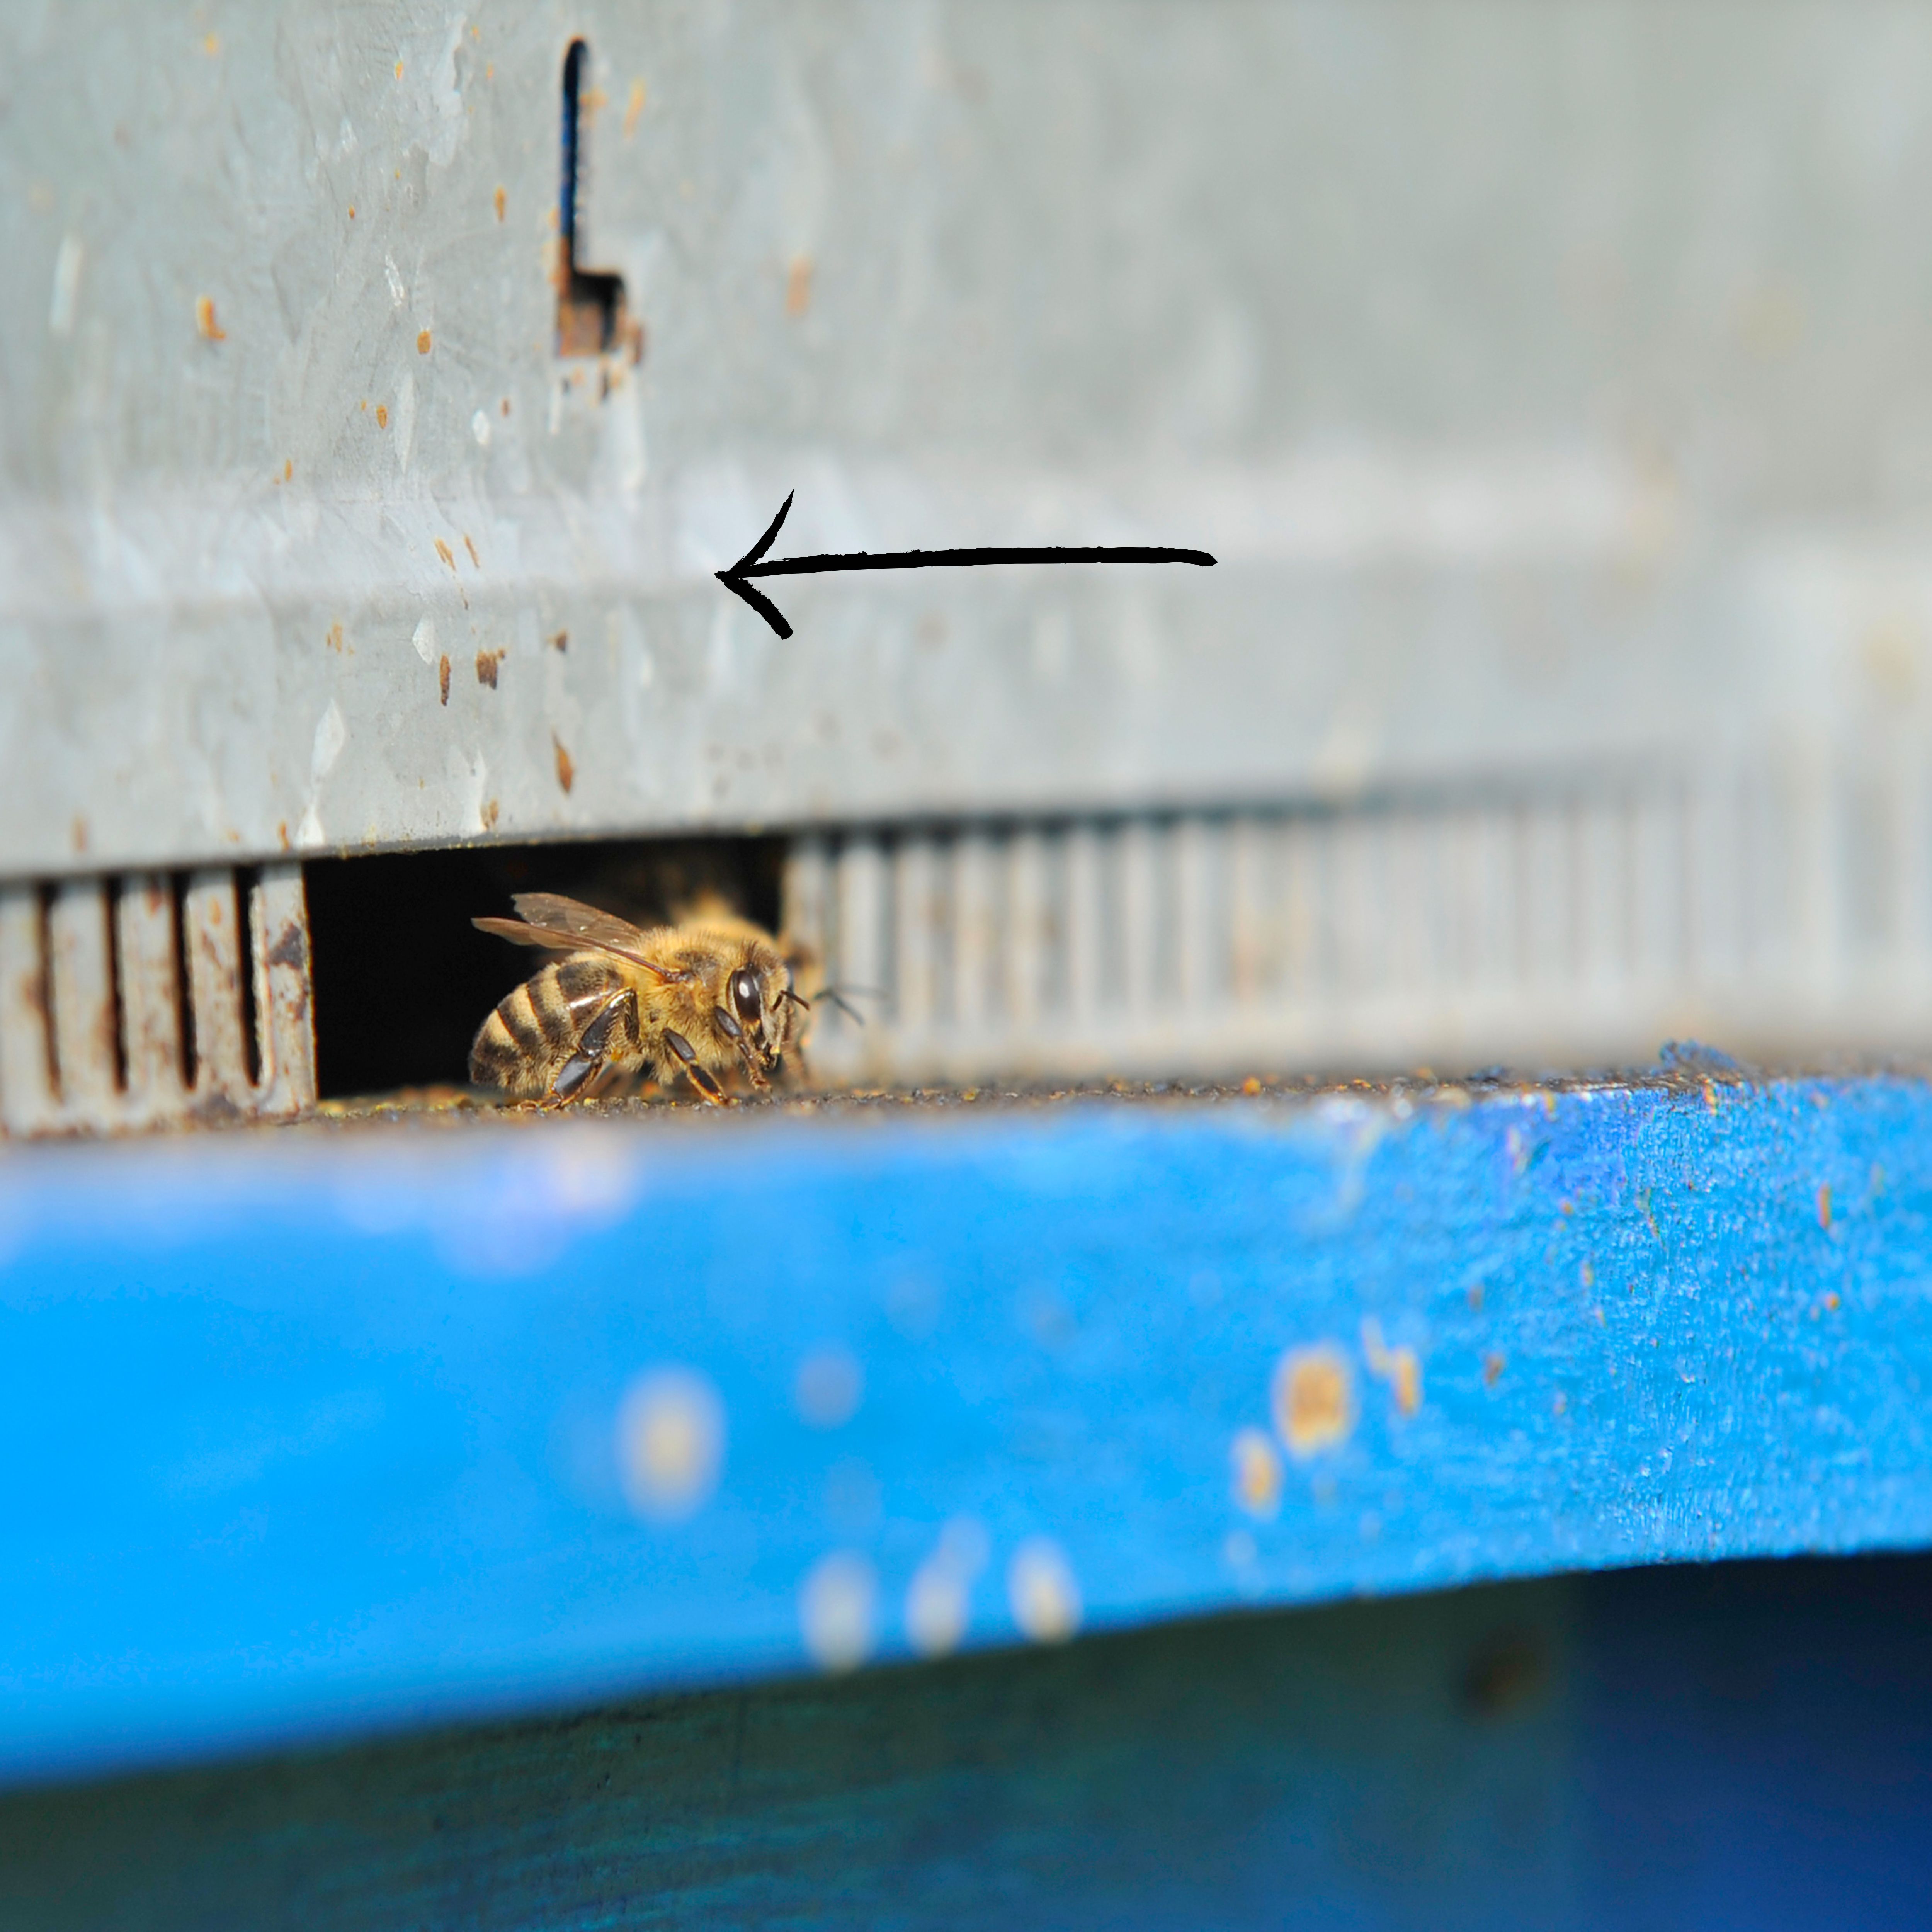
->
[1817,1183,1832,1230]
[195,294,225,341]
[277,821,290,850]
[70,816,87,854]
[1483,1352,1506,1388]
[553,733,575,794]
[475,648,505,688]
[549,629,568,652]
[501,397,511,416]
[481,798,500,831]
[417,328,432,355]
[438,655,451,705]
[325,622,344,652]
[435,539,456,570]
[1272,1344,1355,1459]
[1241,1075,1261,1095]
[266,922,307,971]
[786,255,813,317]
[623,78,646,138]
[494,185,506,223]
[375,404,389,429]
[463,534,480,568]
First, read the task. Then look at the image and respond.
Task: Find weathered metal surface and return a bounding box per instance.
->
[4,0,1932,904]
[787,767,1932,1084]
[0,863,316,1137]
[2,1074,1930,1784]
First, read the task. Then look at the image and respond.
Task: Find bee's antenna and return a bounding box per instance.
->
[817,985,881,1026]
[781,983,882,1025]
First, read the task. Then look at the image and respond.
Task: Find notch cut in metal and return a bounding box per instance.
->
[555,39,642,362]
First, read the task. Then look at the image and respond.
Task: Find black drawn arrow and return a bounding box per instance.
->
[715,492,1217,639]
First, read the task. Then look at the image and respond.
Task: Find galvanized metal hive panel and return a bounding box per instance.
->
[10,2,1932,1100]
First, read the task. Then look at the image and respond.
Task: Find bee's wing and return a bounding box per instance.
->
[473,912,681,983]
[511,893,658,952]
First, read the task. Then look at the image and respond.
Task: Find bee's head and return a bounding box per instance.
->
[720,943,797,1073]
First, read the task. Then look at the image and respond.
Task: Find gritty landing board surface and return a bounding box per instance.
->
[0,1076,1926,1784]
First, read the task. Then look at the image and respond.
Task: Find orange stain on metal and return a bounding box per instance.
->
[463,534,480,568]
[786,255,813,317]
[493,185,506,223]
[1361,1319,1422,1418]
[552,735,574,795]
[194,294,225,341]
[1272,1344,1356,1458]
[437,655,451,705]
[434,539,455,570]
[475,648,505,688]
[1229,1425,1282,1517]
[623,79,646,139]
[375,404,388,429]
[417,328,432,355]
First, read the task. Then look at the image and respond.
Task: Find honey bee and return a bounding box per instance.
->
[469,893,807,1104]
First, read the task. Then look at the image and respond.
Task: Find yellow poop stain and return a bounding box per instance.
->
[1272,1344,1355,1459]
[1229,1427,1282,1518]
[1361,1319,1422,1418]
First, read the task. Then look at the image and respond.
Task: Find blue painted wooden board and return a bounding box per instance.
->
[1,1075,1928,1786]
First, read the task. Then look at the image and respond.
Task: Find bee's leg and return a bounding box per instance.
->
[663,1028,728,1105]
[547,990,637,1107]
[713,1008,770,1091]
[545,1054,602,1106]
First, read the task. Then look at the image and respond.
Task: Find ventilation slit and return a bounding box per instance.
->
[34,883,60,1101]
[105,875,129,1094]
[170,872,198,1093]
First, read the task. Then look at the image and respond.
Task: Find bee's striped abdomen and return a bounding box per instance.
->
[469,955,616,1095]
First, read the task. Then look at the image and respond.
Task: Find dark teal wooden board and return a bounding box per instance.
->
[2,1077,1930,1785]
[9,1557,1932,1930]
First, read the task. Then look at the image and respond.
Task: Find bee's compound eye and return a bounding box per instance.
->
[731,969,762,1024]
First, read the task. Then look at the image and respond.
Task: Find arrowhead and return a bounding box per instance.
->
[714,492,795,639]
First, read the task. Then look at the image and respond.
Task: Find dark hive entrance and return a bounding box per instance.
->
[304,837,785,1100]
